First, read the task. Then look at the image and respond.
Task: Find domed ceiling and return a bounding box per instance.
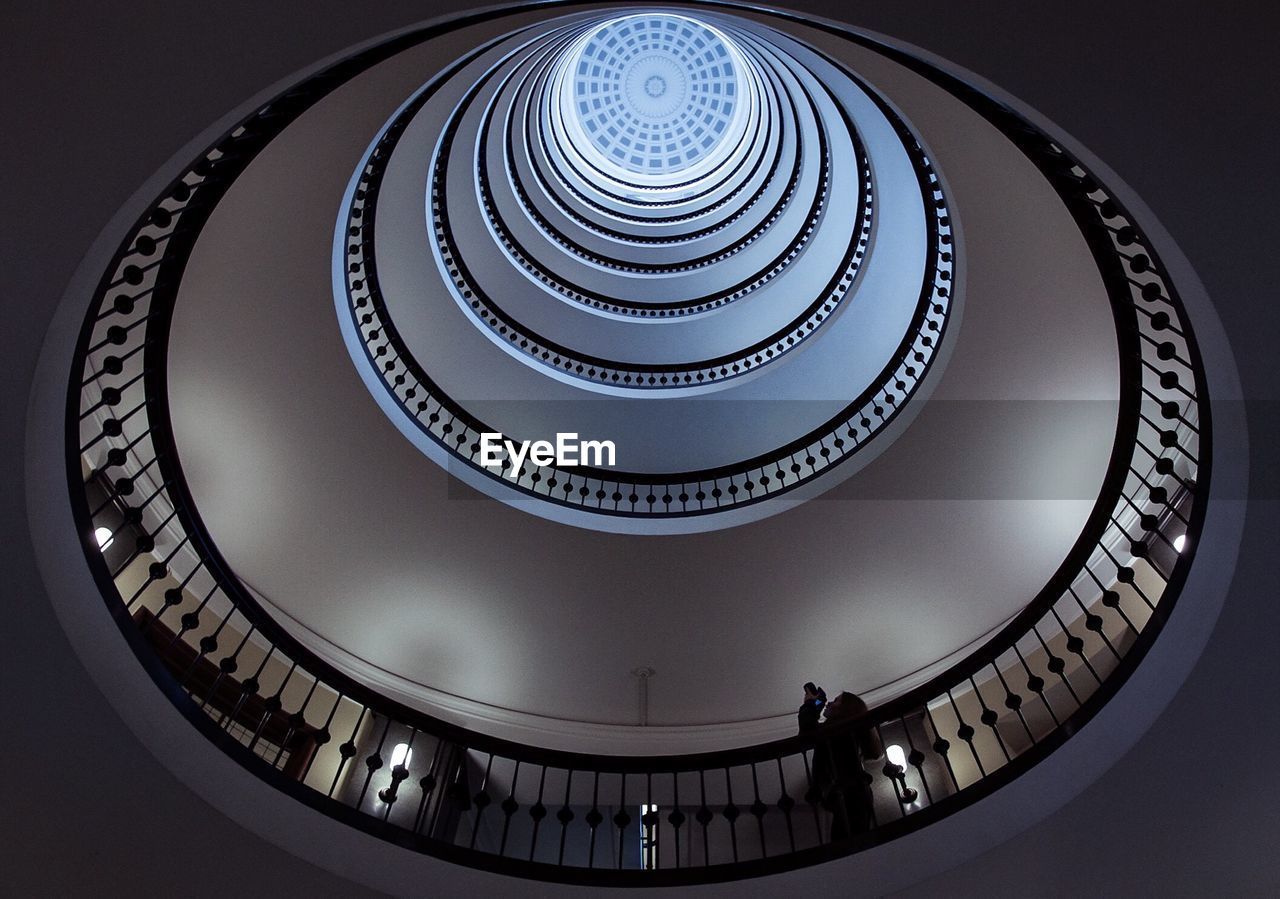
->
[157,4,1121,743]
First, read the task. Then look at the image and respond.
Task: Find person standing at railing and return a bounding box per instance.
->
[798,682,827,733]
[812,691,881,841]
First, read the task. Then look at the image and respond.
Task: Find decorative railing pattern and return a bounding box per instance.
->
[339,11,952,522]
[68,0,1207,887]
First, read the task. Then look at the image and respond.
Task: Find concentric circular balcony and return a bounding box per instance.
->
[27,0,1245,890]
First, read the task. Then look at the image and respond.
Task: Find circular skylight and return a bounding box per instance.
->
[564,14,746,179]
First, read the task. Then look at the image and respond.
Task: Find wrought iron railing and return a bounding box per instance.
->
[67,0,1208,886]
[343,11,948,519]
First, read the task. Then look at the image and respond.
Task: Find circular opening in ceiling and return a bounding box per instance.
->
[337,7,954,535]
[563,13,748,181]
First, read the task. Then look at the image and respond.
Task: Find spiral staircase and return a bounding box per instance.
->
[24,1,1248,891]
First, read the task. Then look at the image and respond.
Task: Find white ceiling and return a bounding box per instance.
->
[165,13,1119,741]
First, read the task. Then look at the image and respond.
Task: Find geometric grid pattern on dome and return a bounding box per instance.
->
[566,14,746,179]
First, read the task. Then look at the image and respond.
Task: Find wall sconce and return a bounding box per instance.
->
[94,526,114,550]
[884,744,917,804]
[378,742,412,803]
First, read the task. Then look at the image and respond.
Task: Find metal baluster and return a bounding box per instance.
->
[355,715,392,807]
[898,714,934,805]
[615,772,628,869]
[923,704,961,793]
[498,760,520,857]
[750,762,768,858]
[468,753,495,850]
[775,756,797,853]
[556,769,574,867]
[969,672,1012,764]
[724,766,739,863]
[412,739,448,836]
[945,687,987,777]
[527,765,548,862]
[299,688,343,784]
[587,771,601,868]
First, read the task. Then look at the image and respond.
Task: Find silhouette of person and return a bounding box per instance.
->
[812,691,881,840]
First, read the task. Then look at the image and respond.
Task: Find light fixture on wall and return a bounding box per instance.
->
[378,742,413,803]
[94,526,114,550]
[884,744,918,804]
[1173,534,1187,553]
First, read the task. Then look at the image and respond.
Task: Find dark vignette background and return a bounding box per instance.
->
[1,2,1276,895]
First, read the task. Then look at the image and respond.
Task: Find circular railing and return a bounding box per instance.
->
[340,11,950,522]
[68,0,1208,886]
